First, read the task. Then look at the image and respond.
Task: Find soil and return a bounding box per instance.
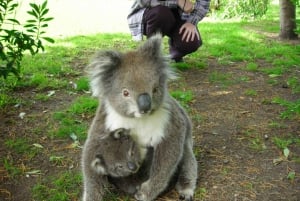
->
[0,54,299,200]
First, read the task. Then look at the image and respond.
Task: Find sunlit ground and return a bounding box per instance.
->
[15,0,133,37]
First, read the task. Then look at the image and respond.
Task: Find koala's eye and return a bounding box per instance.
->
[122,89,130,97]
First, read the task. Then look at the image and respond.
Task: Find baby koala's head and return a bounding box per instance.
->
[91,128,141,177]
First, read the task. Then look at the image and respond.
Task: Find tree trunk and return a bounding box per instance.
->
[279,0,298,40]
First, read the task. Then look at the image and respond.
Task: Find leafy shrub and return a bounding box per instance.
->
[0,0,54,79]
[210,0,270,19]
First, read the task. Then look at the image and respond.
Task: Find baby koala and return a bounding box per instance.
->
[82,128,142,201]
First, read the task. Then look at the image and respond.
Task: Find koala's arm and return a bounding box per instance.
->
[135,113,186,200]
[82,138,109,201]
[87,104,107,138]
[82,120,109,201]
[82,173,108,201]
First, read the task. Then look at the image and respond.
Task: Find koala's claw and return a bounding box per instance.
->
[179,194,193,201]
[134,191,146,201]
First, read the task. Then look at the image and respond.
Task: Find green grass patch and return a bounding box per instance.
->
[287,76,300,94]
[74,76,90,91]
[32,171,82,201]
[51,111,88,140]
[194,187,207,200]
[34,93,52,102]
[5,138,41,160]
[0,93,18,108]
[272,97,300,119]
[50,95,98,140]
[5,138,31,154]
[68,95,98,115]
[245,62,258,72]
[171,90,193,109]
[3,158,23,177]
[208,71,234,87]
[273,137,294,150]
[243,129,267,151]
[244,89,257,96]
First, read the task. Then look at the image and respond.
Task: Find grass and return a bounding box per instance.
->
[50,95,98,140]
[3,158,23,177]
[244,89,258,96]
[272,98,300,119]
[208,71,234,87]
[243,129,267,151]
[171,90,194,109]
[0,2,299,201]
[32,171,82,201]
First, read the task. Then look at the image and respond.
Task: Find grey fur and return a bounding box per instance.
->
[85,34,197,201]
[82,127,142,201]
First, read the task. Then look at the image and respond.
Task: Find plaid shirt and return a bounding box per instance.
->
[127,0,211,41]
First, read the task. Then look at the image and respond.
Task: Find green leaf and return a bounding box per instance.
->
[24,24,37,28]
[41,8,49,17]
[287,171,295,180]
[29,3,40,13]
[283,148,290,158]
[41,37,55,43]
[8,3,19,12]
[7,18,20,25]
[26,29,36,33]
[42,17,54,22]
[27,10,38,18]
[41,0,48,10]
[26,19,37,23]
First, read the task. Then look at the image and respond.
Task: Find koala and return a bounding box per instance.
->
[82,127,143,201]
[86,34,198,201]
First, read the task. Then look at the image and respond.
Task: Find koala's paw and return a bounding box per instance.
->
[179,194,193,201]
[177,188,194,201]
[134,181,152,201]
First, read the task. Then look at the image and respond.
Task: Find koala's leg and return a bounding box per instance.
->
[175,140,198,201]
[134,131,185,201]
[82,140,109,201]
[82,175,108,201]
[109,176,140,195]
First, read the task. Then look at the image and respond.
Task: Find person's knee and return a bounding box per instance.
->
[181,38,202,55]
[144,6,176,36]
[189,38,202,53]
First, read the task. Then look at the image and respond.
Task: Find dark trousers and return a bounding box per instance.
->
[143,5,202,60]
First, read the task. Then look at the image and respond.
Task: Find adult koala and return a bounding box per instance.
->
[86,34,197,201]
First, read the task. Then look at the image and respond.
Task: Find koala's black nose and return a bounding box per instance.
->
[127,161,138,172]
[137,93,151,113]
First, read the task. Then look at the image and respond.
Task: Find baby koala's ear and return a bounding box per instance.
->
[91,154,107,175]
[86,50,122,97]
[111,128,130,139]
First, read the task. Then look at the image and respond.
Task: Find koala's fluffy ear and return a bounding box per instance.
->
[112,128,123,139]
[86,50,122,97]
[138,33,163,60]
[91,155,107,175]
[111,128,130,140]
[139,33,178,80]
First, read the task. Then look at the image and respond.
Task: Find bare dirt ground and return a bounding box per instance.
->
[0,54,299,201]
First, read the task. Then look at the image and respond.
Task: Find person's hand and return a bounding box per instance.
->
[177,0,194,13]
[179,22,199,42]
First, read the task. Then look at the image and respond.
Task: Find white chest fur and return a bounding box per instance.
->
[104,101,170,147]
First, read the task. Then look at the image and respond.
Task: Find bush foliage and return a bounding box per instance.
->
[210,0,270,19]
[0,0,54,79]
